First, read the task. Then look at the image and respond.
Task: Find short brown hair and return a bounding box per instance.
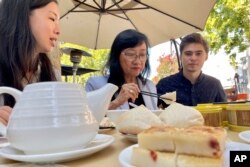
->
[180,33,209,54]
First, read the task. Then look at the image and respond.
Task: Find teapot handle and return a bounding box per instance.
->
[0,121,6,136]
[0,87,21,136]
[0,87,22,101]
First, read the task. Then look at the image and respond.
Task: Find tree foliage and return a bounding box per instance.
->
[203,0,250,67]
[59,43,109,84]
[152,54,179,84]
[155,0,250,78]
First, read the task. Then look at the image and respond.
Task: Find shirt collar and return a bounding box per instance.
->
[179,70,205,85]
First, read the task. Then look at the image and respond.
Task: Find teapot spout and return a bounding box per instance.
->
[86,83,118,123]
[0,87,22,101]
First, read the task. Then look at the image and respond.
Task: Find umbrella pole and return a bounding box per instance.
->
[72,68,77,83]
[171,39,181,71]
[69,49,83,83]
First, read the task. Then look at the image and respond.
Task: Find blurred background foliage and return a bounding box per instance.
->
[59,42,109,84]
[204,0,250,68]
[152,54,179,84]
[155,0,250,81]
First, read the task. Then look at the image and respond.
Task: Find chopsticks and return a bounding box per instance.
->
[118,86,173,101]
[140,91,173,101]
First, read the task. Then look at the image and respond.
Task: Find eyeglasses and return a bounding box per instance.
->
[122,50,148,61]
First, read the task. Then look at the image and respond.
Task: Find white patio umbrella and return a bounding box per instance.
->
[58,0,216,49]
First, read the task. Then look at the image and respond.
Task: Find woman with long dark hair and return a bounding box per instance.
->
[86,29,157,110]
[0,0,61,125]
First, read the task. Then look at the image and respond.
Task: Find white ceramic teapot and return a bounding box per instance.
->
[86,83,118,123]
[0,82,118,154]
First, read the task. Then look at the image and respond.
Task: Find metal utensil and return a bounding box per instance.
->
[140,91,173,101]
[128,102,139,108]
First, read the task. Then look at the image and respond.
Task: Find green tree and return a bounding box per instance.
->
[154,0,250,81]
[152,54,178,84]
[60,43,109,84]
[203,0,250,67]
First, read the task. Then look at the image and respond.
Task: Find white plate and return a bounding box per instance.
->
[0,134,114,163]
[119,142,250,167]
[121,133,137,143]
[239,130,250,143]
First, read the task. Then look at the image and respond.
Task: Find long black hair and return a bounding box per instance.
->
[0,0,58,107]
[105,29,151,87]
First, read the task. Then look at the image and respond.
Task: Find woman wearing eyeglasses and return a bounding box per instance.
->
[85,29,158,110]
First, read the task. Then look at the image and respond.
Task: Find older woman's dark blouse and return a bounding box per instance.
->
[156,70,227,106]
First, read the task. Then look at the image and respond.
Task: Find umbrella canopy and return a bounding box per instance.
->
[58,0,216,49]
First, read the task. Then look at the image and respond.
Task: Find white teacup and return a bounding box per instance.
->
[0,82,99,154]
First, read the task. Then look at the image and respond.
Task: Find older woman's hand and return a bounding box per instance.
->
[117,83,140,103]
[109,83,140,109]
[0,106,12,126]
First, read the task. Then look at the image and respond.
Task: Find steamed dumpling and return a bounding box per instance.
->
[117,105,163,135]
[160,91,176,104]
[159,103,204,128]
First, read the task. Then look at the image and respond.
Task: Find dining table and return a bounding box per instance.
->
[0,128,248,167]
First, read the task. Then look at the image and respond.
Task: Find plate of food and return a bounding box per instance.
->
[119,141,250,167]
[119,125,230,167]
